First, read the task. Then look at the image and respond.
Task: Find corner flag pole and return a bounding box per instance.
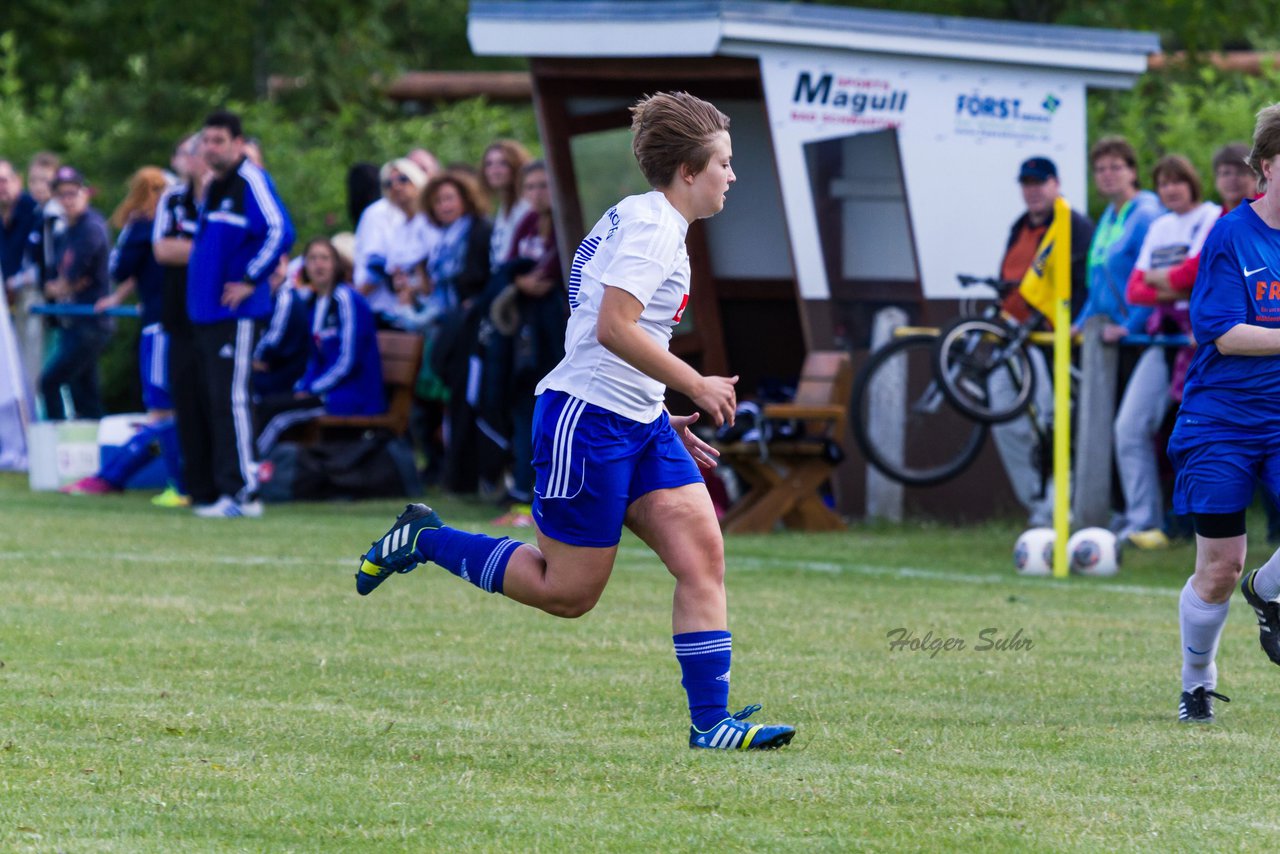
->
[1051,207,1072,578]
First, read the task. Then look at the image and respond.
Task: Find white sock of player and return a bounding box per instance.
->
[1248,547,1280,601]
[1180,578,1228,691]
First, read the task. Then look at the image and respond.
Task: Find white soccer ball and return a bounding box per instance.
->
[1067,527,1121,577]
[1013,527,1055,576]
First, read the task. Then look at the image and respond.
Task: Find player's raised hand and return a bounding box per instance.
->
[693,374,738,427]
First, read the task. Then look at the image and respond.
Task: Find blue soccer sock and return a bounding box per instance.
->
[674,631,733,731]
[419,527,520,595]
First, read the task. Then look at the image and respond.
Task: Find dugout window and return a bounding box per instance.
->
[804,129,920,293]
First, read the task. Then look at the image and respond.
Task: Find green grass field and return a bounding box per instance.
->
[3,471,1279,852]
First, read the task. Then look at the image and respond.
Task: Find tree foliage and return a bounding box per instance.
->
[3,0,517,105]
[0,0,535,238]
[0,1,532,413]
[1087,63,1280,215]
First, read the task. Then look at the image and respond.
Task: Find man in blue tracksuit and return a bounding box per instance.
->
[187,110,294,517]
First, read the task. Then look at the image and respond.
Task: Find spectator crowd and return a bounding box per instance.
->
[995,136,1276,547]
[0,109,564,522]
[1,110,1270,539]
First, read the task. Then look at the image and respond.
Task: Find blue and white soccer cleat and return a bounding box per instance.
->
[689,704,796,750]
[355,504,443,596]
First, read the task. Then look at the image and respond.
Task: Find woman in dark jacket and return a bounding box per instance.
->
[421,171,492,494]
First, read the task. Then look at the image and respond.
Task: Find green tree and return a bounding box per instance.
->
[1088,63,1280,214]
[0,3,533,413]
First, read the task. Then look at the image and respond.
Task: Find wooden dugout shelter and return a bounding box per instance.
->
[467,0,1156,521]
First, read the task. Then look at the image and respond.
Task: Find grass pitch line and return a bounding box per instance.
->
[0,545,1177,599]
[618,546,1179,599]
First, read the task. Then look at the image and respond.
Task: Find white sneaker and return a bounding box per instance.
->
[193,495,263,518]
[238,499,264,518]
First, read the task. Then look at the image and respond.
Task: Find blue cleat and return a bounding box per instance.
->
[355,504,443,596]
[689,704,796,750]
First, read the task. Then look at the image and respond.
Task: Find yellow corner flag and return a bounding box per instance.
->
[1017,197,1072,577]
[1017,196,1071,324]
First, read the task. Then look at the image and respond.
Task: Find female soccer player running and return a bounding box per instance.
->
[1170,102,1280,723]
[354,92,795,750]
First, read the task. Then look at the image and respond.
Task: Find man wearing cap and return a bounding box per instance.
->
[1001,157,1093,317]
[992,156,1094,526]
[35,166,112,420]
[185,109,294,518]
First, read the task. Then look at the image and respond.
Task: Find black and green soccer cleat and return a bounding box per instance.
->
[355,504,443,596]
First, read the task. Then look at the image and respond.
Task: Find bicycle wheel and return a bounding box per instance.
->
[932,317,1036,423]
[852,334,989,487]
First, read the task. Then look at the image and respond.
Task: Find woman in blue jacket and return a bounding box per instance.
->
[255,237,385,455]
[1074,136,1165,341]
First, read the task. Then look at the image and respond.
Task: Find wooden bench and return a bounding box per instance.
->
[715,351,853,534]
[299,330,424,442]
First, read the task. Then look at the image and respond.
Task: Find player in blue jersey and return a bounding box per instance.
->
[1168,103,1280,723]
[354,92,795,750]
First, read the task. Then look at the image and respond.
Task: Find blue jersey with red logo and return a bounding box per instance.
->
[1181,202,1280,428]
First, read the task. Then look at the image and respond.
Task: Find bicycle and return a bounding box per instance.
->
[932,274,1040,424]
[851,275,1062,487]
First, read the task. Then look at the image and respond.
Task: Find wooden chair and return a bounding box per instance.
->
[715,351,853,534]
[299,330,424,442]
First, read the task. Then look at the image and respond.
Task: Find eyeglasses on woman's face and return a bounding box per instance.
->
[382,173,412,190]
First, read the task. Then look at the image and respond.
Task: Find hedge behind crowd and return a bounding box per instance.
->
[0,35,539,240]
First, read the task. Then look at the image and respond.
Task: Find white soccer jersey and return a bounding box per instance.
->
[537,191,691,422]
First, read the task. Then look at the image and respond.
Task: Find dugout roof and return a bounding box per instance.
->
[469,1,1158,85]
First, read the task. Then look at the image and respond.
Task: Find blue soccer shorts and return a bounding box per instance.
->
[531,389,703,548]
[139,323,173,411]
[1168,413,1280,516]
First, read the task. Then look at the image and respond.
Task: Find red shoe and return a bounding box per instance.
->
[61,476,118,495]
